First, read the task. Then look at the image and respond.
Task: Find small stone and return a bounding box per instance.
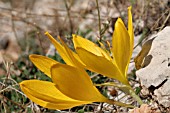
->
[141,86,149,96]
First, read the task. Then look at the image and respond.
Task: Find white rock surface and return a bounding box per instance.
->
[136,26,170,107]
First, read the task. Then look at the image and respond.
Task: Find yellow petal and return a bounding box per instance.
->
[20,80,90,110]
[58,36,85,68]
[73,34,111,60]
[112,18,131,77]
[76,47,129,85]
[51,63,108,102]
[45,32,76,66]
[128,6,134,56]
[29,54,58,78]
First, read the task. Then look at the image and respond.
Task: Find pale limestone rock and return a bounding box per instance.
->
[136,27,170,107]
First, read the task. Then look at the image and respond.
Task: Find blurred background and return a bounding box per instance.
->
[0,0,170,112]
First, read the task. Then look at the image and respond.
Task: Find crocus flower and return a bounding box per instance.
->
[20,61,131,109]
[73,6,133,85]
[20,7,135,110]
[20,55,132,110]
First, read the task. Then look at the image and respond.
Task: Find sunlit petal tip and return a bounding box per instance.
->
[19,81,25,86]
[72,34,77,37]
[44,31,56,42]
[29,54,41,60]
[44,32,53,40]
[115,18,124,27]
[128,5,134,57]
[44,31,50,35]
[29,54,36,63]
[29,54,58,78]
[29,54,34,60]
[72,34,78,41]
[128,6,132,10]
[117,17,122,21]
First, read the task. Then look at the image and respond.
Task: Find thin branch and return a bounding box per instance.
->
[96,0,102,42]
[36,31,45,55]
[159,9,170,31]
[64,0,73,35]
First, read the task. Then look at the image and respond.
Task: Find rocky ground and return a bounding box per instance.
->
[0,0,170,112]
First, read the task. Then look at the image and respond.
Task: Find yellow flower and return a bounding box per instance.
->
[20,7,135,110]
[73,6,133,85]
[20,55,132,110]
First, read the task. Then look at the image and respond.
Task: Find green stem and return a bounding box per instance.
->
[95,82,143,105]
[129,88,143,105]
[96,0,102,42]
